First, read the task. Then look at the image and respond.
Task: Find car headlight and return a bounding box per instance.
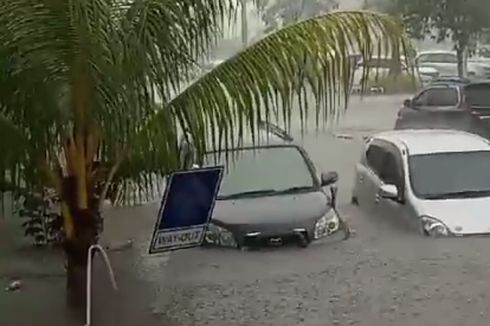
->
[204,223,238,247]
[420,216,450,237]
[314,209,340,240]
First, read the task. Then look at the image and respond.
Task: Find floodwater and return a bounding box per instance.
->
[4,95,490,326]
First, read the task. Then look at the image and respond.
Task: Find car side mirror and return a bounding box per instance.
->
[380,184,398,199]
[321,171,338,186]
[403,99,412,107]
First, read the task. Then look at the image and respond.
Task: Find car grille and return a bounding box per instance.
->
[243,232,304,247]
[470,106,490,120]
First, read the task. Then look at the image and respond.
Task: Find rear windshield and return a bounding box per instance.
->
[464,83,490,107]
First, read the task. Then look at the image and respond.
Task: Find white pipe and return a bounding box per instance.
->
[85,244,118,326]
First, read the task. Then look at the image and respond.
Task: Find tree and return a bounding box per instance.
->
[260,0,339,33]
[381,0,490,76]
[0,0,408,313]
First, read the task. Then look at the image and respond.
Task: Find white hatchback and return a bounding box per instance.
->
[352,129,490,236]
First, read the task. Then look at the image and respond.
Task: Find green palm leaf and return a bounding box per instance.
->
[0,1,411,207]
[144,11,411,162]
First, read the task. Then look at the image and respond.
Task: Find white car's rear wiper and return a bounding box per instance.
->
[424,190,490,199]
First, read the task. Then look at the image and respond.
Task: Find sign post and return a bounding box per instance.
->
[149,166,223,254]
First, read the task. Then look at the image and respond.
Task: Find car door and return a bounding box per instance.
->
[374,146,413,228]
[354,140,387,214]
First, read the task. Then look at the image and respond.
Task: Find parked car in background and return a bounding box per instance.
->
[418,66,440,86]
[352,129,490,236]
[394,80,490,139]
[351,56,421,93]
[416,50,490,79]
[477,45,490,59]
[197,122,350,249]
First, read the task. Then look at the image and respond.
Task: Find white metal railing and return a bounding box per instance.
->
[85,244,118,326]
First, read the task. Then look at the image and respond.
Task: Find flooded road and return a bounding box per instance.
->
[6,95,490,326]
[141,95,490,326]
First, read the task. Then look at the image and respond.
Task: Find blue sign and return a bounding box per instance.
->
[149,166,224,254]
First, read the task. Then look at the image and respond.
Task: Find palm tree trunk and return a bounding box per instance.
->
[66,255,87,319]
[456,48,465,77]
[61,175,99,315]
[241,0,248,47]
[64,213,98,319]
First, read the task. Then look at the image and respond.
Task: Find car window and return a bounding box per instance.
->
[464,83,490,107]
[409,151,490,198]
[414,87,458,106]
[203,146,315,198]
[378,152,404,195]
[365,144,387,176]
[378,152,398,185]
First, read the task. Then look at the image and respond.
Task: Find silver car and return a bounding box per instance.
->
[416,50,490,79]
[352,129,490,236]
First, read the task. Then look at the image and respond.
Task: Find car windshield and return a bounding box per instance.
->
[409,151,490,199]
[203,146,315,199]
[418,53,457,64]
[464,83,490,107]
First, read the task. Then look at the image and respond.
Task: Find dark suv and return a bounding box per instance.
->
[394,79,490,139]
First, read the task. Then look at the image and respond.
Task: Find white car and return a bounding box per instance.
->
[351,56,430,92]
[416,50,490,79]
[352,129,490,236]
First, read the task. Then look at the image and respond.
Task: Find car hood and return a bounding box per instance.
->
[211,191,328,225]
[419,197,490,234]
[418,66,439,75]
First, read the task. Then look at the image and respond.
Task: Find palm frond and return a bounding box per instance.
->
[0,2,411,208]
[162,11,411,158]
[0,0,231,198]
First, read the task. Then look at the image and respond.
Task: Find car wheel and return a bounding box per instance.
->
[418,221,429,237]
[296,232,311,248]
[242,244,261,251]
[340,219,352,240]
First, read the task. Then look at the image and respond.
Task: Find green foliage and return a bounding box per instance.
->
[383,0,490,47]
[260,0,339,32]
[377,0,490,76]
[0,0,410,206]
[16,188,64,246]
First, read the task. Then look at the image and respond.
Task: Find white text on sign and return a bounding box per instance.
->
[153,227,205,250]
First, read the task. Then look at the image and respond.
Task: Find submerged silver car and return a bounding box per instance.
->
[352,129,490,236]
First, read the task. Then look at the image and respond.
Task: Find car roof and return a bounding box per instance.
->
[427,78,490,88]
[372,129,490,155]
[428,76,470,85]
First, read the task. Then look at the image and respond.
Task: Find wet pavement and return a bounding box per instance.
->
[5,94,490,326]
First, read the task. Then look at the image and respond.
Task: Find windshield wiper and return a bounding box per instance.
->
[273,186,314,195]
[219,186,313,200]
[219,189,277,200]
[423,189,490,200]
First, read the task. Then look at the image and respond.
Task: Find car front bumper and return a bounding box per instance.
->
[203,210,348,249]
